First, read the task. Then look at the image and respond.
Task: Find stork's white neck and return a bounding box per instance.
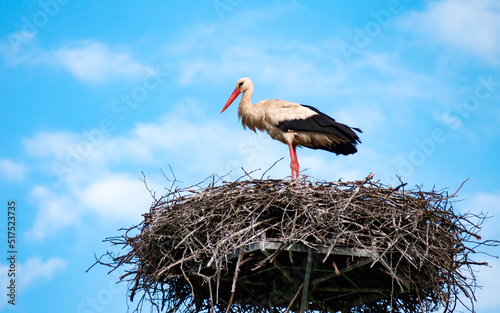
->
[237,84,263,132]
[240,84,254,107]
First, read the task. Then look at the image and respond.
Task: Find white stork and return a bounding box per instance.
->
[221,77,362,179]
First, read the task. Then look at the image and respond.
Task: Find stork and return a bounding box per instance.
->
[221,77,362,179]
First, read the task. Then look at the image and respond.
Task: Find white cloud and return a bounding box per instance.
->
[26,171,154,240]
[1,39,153,84]
[18,257,68,290]
[54,40,154,84]
[27,186,80,241]
[23,131,77,159]
[0,257,67,309]
[398,0,500,63]
[0,158,26,182]
[78,173,152,219]
[0,33,48,66]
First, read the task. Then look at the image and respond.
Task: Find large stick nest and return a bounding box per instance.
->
[101,174,496,313]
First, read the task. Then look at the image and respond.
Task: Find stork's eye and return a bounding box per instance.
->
[238,82,244,87]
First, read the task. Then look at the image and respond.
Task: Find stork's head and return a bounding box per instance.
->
[221,77,253,113]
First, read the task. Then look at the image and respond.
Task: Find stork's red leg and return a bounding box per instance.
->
[292,145,299,179]
[288,142,297,179]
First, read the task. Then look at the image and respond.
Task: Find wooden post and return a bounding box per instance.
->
[299,248,313,313]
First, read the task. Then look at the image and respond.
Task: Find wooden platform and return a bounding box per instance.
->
[189,239,410,313]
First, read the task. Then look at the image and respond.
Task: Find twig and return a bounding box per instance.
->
[140,171,156,200]
[450,178,469,199]
[285,282,304,313]
[225,251,245,313]
[261,157,284,180]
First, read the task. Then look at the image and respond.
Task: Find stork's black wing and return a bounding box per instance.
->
[276,105,362,155]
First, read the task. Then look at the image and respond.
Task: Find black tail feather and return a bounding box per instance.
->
[308,141,358,155]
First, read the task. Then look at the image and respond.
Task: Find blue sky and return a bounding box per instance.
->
[1,0,500,312]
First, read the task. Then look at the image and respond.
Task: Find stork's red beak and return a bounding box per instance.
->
[221,88,241,113]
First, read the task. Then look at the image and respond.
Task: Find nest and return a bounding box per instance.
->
[101,174,495,313]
